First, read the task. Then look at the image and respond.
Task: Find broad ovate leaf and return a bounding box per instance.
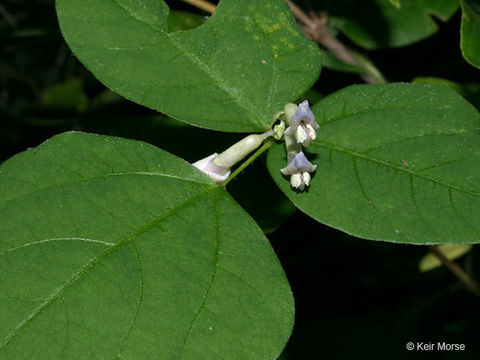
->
[268,84,480,244]
[461,0,480,69]
[412,76,480,108]
[0,132,293,359]
[55,0,321,132]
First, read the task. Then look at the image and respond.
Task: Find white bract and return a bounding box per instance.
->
[284,100,319,147]
[280,151,317,191]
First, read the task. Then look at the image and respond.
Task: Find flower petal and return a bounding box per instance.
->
[192,153,231,182]
[280,151,317,175]
[293,100,318,130]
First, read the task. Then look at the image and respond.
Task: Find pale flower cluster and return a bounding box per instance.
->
[192,100,318,192]
[281,101,318,191]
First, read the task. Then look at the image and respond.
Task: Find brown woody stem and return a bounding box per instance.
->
[429,245,480,297]
[181,0,216,14]
[284,0,386,84]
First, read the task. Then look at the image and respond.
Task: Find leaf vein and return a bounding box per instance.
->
[363,132,468,154]
[116,242,145,359]
[110,0,265,128]
[313,142,480,197]
[2,238,115,256]
[181,192,220,353]
[318,107,462,126]
[352,157,378,211]
[0,188,213,350]
[0,171,209,208]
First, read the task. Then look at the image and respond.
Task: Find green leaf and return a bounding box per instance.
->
[461,0,480,69]
[325,0,460,49]
[0,132,293,359]
[412,76,480,109]
[296,89,324,105]
[227,159,296,234]
[267,84,480,244]
[55,0,321,132]
[167,11,205,32]
[321,49,366,74]
[77,114,294,233]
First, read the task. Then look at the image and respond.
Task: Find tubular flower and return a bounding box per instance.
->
[192,153,230,182]
[280,151,317,191]
[284,100,319,147]
[192,131,273,183]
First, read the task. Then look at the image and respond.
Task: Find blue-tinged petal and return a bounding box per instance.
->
[293,101,318,130]
[280,151,317,175]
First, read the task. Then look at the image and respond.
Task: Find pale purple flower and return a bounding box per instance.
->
[192,153,230,182]
[281,151,317,191]
[284,100,319,147]
[192,131,274,183]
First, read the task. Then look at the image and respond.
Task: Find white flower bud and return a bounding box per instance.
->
[295,125,307,145]
[290,173,303,189]
[214,134,265,168]
[192,130,273,183]
[283,103,299,125]
[302,172,311,186]
[305,124,317,141]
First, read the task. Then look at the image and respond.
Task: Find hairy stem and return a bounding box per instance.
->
[429,245,480,297]
[223,140,274,186]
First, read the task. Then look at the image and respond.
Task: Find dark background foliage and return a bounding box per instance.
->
[1,0,480,358]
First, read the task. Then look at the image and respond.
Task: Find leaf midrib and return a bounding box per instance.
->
[316,106,472,127]
[312,141,480,197]
[109,0,266,129]
[0,171,210,208]
[0,186,216,351]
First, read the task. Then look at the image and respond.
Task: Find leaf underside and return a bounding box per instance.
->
[268,83,480,244]
[0,132,293,359]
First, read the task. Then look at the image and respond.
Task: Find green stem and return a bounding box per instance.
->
[351,51,387,84]
[223,140,274,186]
